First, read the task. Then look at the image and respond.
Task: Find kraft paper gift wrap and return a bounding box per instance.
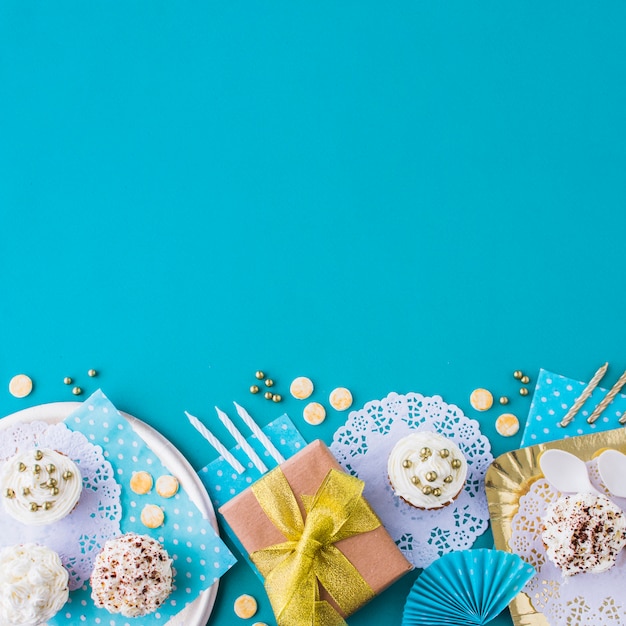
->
[219,440,412,625]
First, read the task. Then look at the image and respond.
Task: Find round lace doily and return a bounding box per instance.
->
[330,391,493,568]
[511,459,626,625]
[0,421,122,590]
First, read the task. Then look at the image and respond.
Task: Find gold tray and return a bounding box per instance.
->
[485,427,626,626]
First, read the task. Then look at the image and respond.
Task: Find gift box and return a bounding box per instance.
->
[219,440,412,625]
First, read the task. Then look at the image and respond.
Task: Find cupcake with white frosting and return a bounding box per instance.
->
[1,448,82,526]
[387,431,467,510]
[0,543,69,626]
[91,532,173,617]
[542,493,626,576]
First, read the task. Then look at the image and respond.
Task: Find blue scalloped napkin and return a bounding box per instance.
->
[521,369,626,446]
[52,390,236,626]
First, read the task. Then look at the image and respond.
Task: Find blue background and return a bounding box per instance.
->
[2,2,626,624]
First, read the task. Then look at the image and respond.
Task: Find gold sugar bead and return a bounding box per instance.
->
[425,471,437,482]
[62,471,73,480]
[34,450,43,461]
[51,487,59,496]
[521,375,530,384]
[265,379,274,387]
[33,464,41,474]
[46,464,56,473]
[47,478,57,488]
[513,370,523,380]
[255,371,265,380]
[63,377,73,385]
[22,487,30,496]
[443,475,454,484]
[499,396,509,405]
[44,502,53,510]
[451,459,462,469]
[410,476,420,485]
[432,487,442,497]
[72,386,82,396]
[30,503,39,512]
[402,459,412,468]
[5,488,15,499]
[439,449,450,458]
[88,369,97,377]
[420,447,431,459]
[264,391,273,400]
[422,486,433,495]
[272,394,282,403]
[250,385,260,394]
[18,463,26,472]
[519,387,529,396]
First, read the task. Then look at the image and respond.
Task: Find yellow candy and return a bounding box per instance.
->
[290,376,314,400]
[140,504,164,529]
[9,374,33,398]
[130,471,153,495]
[495,413,520,437]
[329,387,353,411]
[303,402,326,426]
[155,475,179,499]
[234,594,258,619]
[469,388,493,411]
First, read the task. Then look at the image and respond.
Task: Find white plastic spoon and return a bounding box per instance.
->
[597,449,626,498]
[539,449,601,495]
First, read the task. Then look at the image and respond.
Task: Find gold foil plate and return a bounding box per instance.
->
[486,427,626,626]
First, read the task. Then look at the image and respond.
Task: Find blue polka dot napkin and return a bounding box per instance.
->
[52,390,236,626]
[521,369,626,446]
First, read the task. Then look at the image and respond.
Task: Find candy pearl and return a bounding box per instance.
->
[46,464,56,473]
[519,387,529,396]
[439,449,450,458]
[30,503,39,512]
[402,459,412,468]
[63,377,73,385]
[410,476,420,485]
[18,463,26,472]
[264,391,273,400]
[420,447,431,459]
[513,370,523,380]
[451,459,462,469]
[521,375,530,384]
[250,385,260,394]
[51,487,59,496]
[22,487,30,496]
[272,394,282,403]
[34,450,43,461]
[425,471,437,482]
[43,502,53,510]
[265,379,274,387]
[72,386,82,396]
[88,369,97,377]
[432,488,442,497]
[499,396,509,405]
[255,371,265,380]
[33,464,41,474]
[47,478,57,488]
[422,486,433,495]
[5,488,15,499]
[443,475,454,484]
[62,471,73,480]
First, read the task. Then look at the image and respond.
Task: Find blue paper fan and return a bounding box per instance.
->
[402,549,535,626]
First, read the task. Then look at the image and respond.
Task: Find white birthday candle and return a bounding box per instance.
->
[185,411,245,474]
[233,401,285,465]
[215,407,268,474]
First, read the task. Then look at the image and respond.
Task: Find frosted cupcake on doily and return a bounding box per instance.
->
[331,391,493,568]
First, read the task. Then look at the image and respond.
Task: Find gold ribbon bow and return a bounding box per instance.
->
[250,467,380,626]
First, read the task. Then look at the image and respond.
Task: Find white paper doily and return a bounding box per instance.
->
[330,391,493,569]
[0,420,122,590]
[511,459,626,625]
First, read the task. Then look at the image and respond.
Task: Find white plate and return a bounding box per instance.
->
[0,402,218,626]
